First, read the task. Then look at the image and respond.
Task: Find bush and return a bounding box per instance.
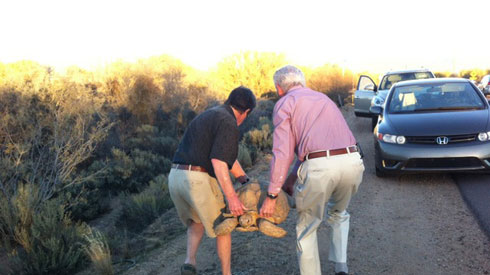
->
[83,228,113,275]
[239,99,275,135]
[237,143,252,169]
[63,162,111,222]
[102,148,172,193]
[118,175,173,233]
[8,196,89,275]
[243,117,273,154]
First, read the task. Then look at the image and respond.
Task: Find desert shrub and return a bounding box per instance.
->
[0,85,112,205]
[102,148,172,193]
[0,184,41,251]
[63,161,111,222]
[237,143,252,169]
[243,117,273,151]
[83,228,113,275]
[8,195,89,275]
[213,51,287,99]
[126,125,178,159]
[242,117,273,163]
[126,74,161,125]
[239,99,275,135]
[306,64,354,106]
[118,175,173,233]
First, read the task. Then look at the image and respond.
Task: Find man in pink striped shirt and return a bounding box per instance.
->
[260,65,365,275]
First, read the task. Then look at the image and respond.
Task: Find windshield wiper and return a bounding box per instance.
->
[417,106,482,111]
[389,106,482,114]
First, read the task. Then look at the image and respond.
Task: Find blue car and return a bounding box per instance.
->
[354,69,435,130]
[370,78,490,177]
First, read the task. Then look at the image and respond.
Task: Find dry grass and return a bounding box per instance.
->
[83,228,113,275]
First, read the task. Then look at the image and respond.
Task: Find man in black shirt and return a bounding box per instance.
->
[169,86,256,275]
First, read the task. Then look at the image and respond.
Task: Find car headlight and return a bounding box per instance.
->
[478,132,490,141]
[378,133,406,144]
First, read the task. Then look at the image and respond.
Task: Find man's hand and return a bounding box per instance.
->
[212,158,248,216]
[259,197,277,218]
[226,194,247,216]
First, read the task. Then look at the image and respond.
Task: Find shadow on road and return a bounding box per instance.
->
[453,173,490,240]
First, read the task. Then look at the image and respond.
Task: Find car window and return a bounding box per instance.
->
[388,83,485,113]
[379,72,433,90]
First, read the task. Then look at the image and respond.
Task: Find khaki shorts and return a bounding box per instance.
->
[168,168,225,238]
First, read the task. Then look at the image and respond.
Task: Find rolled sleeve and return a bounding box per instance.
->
[269,98,296,194]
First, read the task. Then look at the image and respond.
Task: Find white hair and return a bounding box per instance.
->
[273,65,306,93]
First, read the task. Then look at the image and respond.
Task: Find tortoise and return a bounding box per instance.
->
[214,180,290,238]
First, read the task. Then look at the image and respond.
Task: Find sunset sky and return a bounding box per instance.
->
[1,0,489,73]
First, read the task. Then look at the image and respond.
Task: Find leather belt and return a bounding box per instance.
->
[306,146,358,160]
[172,163,208,173]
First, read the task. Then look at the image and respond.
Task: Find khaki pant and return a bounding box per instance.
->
[168,168,225,238]
[295,152,364,275]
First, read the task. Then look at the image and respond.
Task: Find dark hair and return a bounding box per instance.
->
[225,86,256,113]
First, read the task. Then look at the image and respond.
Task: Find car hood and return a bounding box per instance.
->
[385,109,490,136]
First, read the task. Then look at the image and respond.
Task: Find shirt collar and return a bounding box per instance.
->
[223,104,237,121]
[288,86,304,93]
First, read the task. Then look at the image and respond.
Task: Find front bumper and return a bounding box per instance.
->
[375,140,490,173]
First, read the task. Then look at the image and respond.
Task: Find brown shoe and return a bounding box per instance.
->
[181,263,196,275]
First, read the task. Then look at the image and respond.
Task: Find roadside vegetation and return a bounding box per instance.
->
[0,53,488,274]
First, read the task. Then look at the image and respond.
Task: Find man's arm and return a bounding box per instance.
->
[211,158,247,216]
[260,99,296,218]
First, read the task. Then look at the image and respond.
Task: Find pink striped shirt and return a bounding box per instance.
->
[268,87,357,194]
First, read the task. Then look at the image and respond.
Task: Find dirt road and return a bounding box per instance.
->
[122,105,490,275]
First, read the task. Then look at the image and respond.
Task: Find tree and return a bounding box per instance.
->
[214,51,287,98]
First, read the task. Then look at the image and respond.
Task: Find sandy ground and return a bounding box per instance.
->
[119,105,490,275]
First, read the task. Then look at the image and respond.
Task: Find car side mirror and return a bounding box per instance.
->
[370,105,383,115]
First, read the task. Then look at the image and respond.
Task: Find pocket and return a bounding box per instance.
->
[208,177,224,203]
[295,163,306,211]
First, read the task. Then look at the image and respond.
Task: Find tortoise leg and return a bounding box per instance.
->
[258,219,287,238]
[214,218,238,236]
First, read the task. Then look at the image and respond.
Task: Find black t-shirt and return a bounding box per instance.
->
[172,104,239,178]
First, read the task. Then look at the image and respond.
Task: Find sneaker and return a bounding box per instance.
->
[181,263,197,275]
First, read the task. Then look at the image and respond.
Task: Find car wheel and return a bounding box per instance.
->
[371,116,377,130]
[375,166,386,177]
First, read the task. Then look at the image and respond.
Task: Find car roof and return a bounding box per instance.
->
[393,77,470,87]
[383,68,432,75]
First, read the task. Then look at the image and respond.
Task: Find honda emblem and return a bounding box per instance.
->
[436,136,449,145]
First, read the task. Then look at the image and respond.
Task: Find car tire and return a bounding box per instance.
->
[375,166,386,177]
[371,116,378,130]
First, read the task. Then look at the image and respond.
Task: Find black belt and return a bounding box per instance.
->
[172,164,208,173]
[306,146,358,160]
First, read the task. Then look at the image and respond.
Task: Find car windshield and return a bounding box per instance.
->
[388,82,485,113]
[379,72,433,90]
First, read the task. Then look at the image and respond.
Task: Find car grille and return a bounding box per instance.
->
[405,157,483,169]
[405,134,476,144]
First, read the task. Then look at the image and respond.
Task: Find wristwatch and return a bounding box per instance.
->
[267,193,278,199]
[237,175,250,185]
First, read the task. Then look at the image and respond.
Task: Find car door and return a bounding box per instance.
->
[354,75,377,117]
